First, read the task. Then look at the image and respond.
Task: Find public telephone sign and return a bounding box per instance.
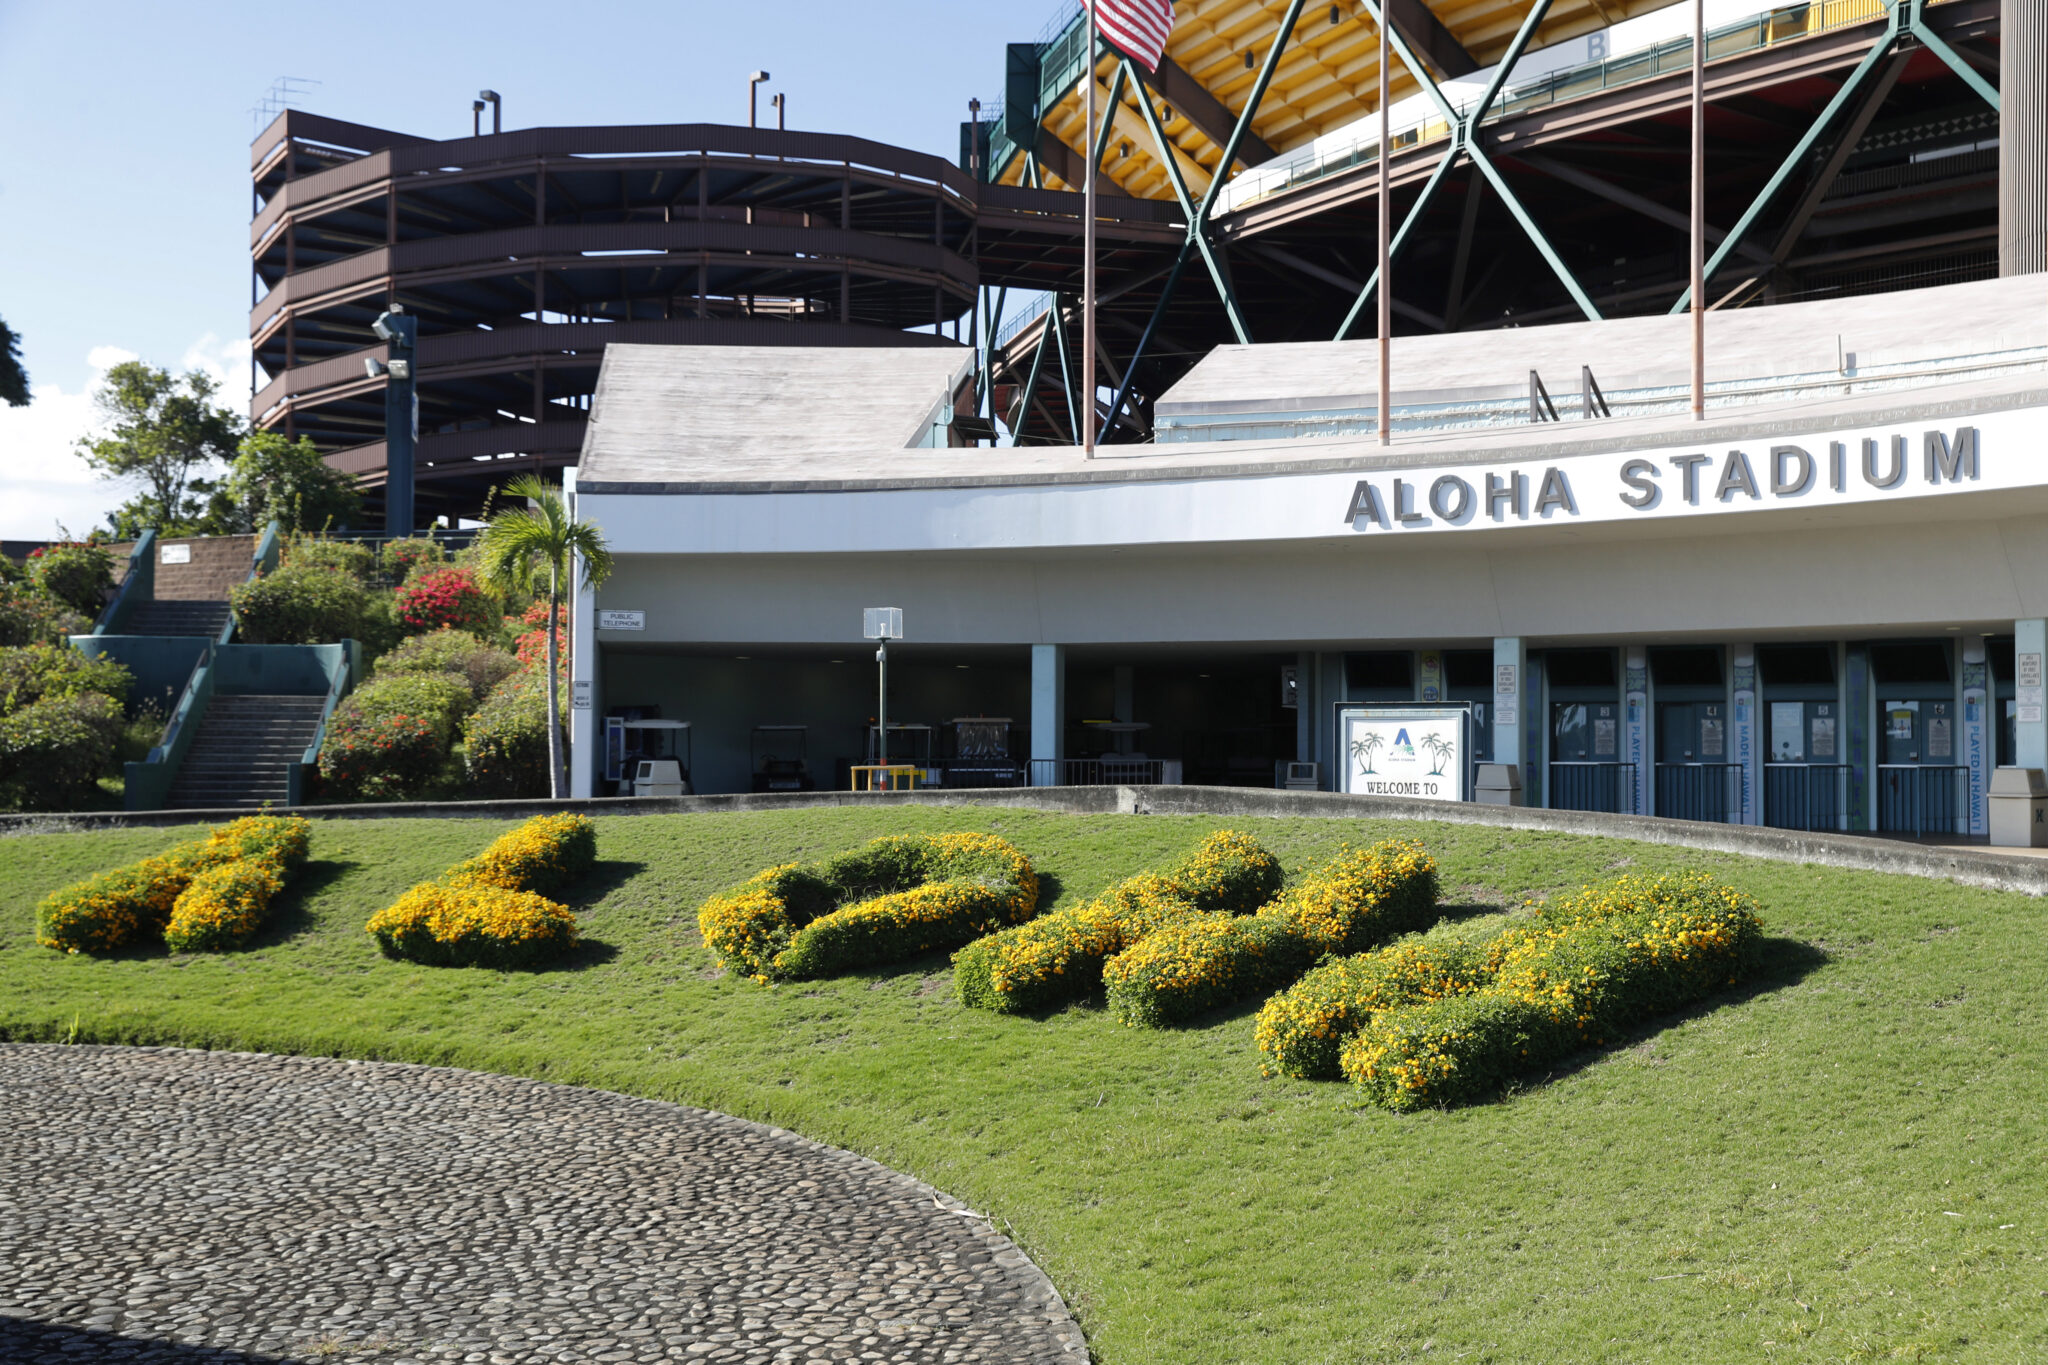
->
[1338,706,1472,802]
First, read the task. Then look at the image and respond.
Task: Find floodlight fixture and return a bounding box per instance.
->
[478,89,501,134]
[364,358,389,379]
[748,71,770,127]
[386,358,412,380]
[864,608,902,772]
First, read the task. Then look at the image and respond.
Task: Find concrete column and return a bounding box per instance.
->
[1624,645,1649,817]
[1962,635,1988,836]
[1491,638,1524,766]
[1318,651,1345,789]
[1730,644,1759,825]
[565,469,599,800]
[2015,619,2048,771]
[2000,2,2047,276]
[1845,644,1872,831]
[1030,644,1066,785]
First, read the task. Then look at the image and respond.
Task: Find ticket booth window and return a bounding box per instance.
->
[1650,647,1734,822]
[1871,641,1962,835]
[1546,649,1625,813]
[1758,644,1841,831]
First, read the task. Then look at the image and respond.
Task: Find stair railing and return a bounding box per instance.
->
[123,639,216,812]
[92,529,157,637]
[218,520,282,647]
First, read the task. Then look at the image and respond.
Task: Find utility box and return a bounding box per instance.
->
[633,759,689,798]
[1277,760,1319,790]
[1988,766,2048,847]
[1474,763,1524,807]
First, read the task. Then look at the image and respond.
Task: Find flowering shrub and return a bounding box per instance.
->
[164,856,287,953]
[35,815,310,954]
[0,644,132,712]
[365,813,595,969]
[1341,872,1764,1110]
[460,674,558,798]
[342,672,476,748]
[282,536,375,582]
[26,543,114,616]
[0,581,91,648]
[316,709,442,800]
[395,567,496,637]
[231,564,368,644]
[0,692,122,812]
[513,601,570,672]
[376,628,518,700]
[1102,840,1440,1028]
[445,813,595,896]
[697,832,1039,983]
[366,881,578,970]
[952,830,1281,1014]
[1255,938,1487,1080]
[377,537,446,582]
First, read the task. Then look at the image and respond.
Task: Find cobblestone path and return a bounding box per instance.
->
[0,1046,1088,1365]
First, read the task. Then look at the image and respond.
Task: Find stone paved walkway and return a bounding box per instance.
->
[0,1046,1088,1365]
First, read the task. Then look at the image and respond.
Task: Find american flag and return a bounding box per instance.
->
[1093,0,1177,72]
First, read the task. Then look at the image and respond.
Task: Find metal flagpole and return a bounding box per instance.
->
[1690,0,1705,421]
[1377,6,1391,448]
[1082,0,1099,456]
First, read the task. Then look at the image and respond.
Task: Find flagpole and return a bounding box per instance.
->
[1690,0,1705,422]
[1082,0,1098,457]
[1376,4,1390,448]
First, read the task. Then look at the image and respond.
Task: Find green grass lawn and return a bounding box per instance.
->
[4,807,2046,1363]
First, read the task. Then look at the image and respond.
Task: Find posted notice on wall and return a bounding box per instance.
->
[1338,705,1472,802]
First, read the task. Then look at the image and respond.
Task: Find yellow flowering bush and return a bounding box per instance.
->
[1341,872,1764,1110]
[36,815,312,955]
[443,812,595,895]
[1254,938,1487,1079]
[365,813,598,969]
[366,881,579,970]
[1103,840,1440,1028]
[164,855,288,953]
[696,832,1039,983]
[953,829,1282,1014]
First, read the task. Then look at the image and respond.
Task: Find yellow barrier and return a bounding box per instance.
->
[849,764,920,792]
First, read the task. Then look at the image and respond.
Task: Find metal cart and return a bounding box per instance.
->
[605,718,692,795]
[750,725,816,792]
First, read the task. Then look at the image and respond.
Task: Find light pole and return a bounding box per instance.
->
[478,89,501,135]
[748,71,771,127]
[771,92,785,130]
[967,97,981,180]
[864,608,902,775]
[366,306,418,535]
[472,99,485,137]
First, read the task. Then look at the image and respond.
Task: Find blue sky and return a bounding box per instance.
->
[0,0,1033,536]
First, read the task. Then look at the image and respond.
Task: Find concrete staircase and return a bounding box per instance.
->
[124,598,232,638]
[165,695,329,809]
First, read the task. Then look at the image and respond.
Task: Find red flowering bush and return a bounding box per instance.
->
[513,601,570,672]
[316,709,442,800]
[394,567,496,637]
[26,543,115,617]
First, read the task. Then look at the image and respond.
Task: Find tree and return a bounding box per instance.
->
[0,316,27,408]
[219,431,362,534]
[473,473,614,798]
[77,362,243,536]
[1350,731,1384,776]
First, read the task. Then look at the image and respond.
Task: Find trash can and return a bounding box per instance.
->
[1474,763,1523,807]
[1988,766,2048,847]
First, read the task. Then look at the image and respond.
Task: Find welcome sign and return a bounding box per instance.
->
[1338,705,1473,802]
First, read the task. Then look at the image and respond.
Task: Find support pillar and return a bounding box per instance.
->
[1031,644,1066,786]
[565,468,599,800]
[2015,620,2048,772]
[1625,646,1649,817]
[1999,0,2046,276]
[1491,638,1524,768]
[1962,635,1988,837]
[1845,644,1872,831]
[1730,644,1759,825]
[1296,650,1314,766]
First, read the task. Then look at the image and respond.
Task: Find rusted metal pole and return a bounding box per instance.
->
[1377,3,1391,447]
[1082,0,1098,456]
[1690,0,1705,421]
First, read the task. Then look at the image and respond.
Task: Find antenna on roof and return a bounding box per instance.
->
[249,76,321,131]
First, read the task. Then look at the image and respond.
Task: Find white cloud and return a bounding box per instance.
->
[0,341,241,540]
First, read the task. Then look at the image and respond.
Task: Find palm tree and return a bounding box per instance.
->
[1420,731,1455,777]
[1350,731,1384,776]
[475,473,614,798]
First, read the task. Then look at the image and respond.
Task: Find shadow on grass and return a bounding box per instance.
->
[1033,871,1066,912]
[566,859,649,910]
[247,858,357,949]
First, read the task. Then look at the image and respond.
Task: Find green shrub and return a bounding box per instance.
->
[341,671,475,748]
[0,644,132,713]
[0,692,121,811]
[25,543,115,616]
[1254,938,1488,1080]
[444,813,597,896]
[163,856,287,953]
[282,535,375,582]
[953,830,1280,1014]
[230,564,367,644]
[378,537,446,581]
[366,881,579,970]
[316,709,443,801]
[461,674,558,798]
[36,815,310,953]
[1102,840,1439,1029]
[375,628,519,700]
[0,582,90,647]
[697,833,1039,982]
[1341,873,1765,1110]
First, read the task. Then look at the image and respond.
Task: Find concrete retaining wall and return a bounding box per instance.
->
[8,784,2048,896]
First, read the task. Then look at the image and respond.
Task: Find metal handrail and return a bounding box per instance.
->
[218,519,281,647]
[93,529,156,637]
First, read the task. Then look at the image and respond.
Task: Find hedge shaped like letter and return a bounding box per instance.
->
[1102,839,1439,1028]
[37,815,312,955]
[1254,938,1488,1080]
[953,830,1283,1014]
[366,813,593,968]
[1339,872,1763,1110]
[697,832,1038,983]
